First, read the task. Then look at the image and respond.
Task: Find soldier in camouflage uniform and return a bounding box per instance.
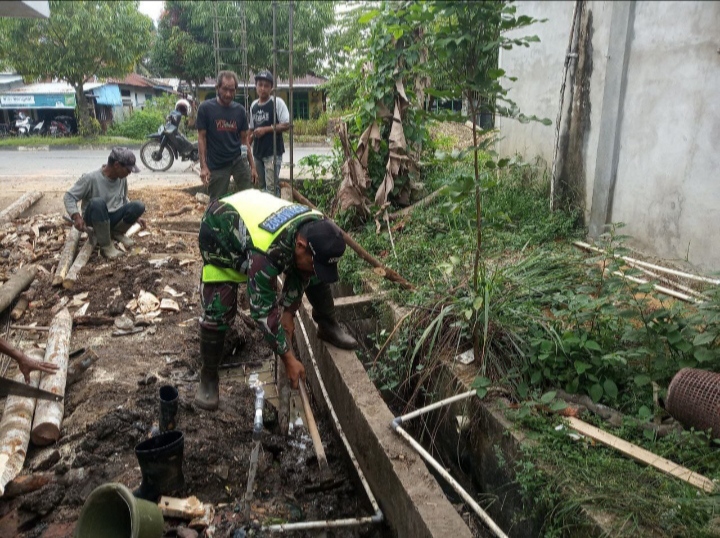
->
[196,189,358,411]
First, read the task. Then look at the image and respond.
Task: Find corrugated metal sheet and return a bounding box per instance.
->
[90,84,122,106]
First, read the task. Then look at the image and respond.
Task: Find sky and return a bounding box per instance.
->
[138,0,164,24]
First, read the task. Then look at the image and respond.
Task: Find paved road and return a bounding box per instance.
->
[0,146,333,191]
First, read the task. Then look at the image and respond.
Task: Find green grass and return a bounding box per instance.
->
[296,152,720,536]
[0,135,138,147]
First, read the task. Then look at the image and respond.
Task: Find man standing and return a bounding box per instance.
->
[249,70,290,196]
[197,71,258,200]
[195,189,358,411]
[64,147,145,259]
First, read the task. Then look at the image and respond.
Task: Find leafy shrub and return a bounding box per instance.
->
[78,117,101,137]
[293,112,329,137]
[108,94,178,140]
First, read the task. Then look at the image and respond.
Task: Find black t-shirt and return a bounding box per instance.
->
[196,99,249,170]
[250,99,286,159]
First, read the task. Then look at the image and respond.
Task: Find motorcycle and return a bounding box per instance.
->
[140,111,198,172]
[32,120,47,136]
[11,113,33,137]
[48,117,73,137]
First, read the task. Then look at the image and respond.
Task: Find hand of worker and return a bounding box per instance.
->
[137,217,147,230]
[16,351,59,383]
[282,354,305,390]
[200,166,211,186]
[251,167,259,186]
[71,214,86,232]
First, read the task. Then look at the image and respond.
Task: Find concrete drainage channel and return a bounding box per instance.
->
[295,283,613,538]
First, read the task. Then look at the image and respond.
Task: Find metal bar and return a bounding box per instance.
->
[289,1,294,195]
[272,0,278,192]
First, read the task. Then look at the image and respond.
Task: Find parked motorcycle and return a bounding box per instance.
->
[48,117,73,137]
[32,120,47,136]
[140,111,198,172]
[11,113,33,137]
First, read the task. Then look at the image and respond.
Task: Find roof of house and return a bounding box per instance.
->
[199,73,327,89]
[2,81,75,94]
[106,73,155,88]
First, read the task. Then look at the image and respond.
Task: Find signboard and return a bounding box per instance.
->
[0,94,35,106]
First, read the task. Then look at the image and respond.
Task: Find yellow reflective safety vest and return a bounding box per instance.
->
[202,190,323,284]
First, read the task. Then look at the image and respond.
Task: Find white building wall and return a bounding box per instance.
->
[497,1,720,271]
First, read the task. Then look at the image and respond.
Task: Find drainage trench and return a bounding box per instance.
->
[299,285,609,538]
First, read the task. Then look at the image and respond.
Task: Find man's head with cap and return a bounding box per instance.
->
[107,147,140,178]
[295,219,346,283]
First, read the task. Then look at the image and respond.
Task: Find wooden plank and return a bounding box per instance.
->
[566,417,716,493]
[158,496,207,519]
[0,266,36,314]
[62,237,96,290]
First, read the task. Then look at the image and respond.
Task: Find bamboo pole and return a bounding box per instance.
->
[52,228,81,286]
[31,308,72,446]
[62,237,96,290]
[280,182,415,290]
[0,191,43,223]
[573,241,720,286]
[0,265,37,314]
[388,186,447,220]
[0,370,41,496]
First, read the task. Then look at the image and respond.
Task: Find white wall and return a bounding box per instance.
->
[497,1,720,271]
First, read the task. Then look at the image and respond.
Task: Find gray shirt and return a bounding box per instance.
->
[63,168,129,216]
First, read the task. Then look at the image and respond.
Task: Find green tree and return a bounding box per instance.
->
[0,0,153,133]
[150,1,335,96]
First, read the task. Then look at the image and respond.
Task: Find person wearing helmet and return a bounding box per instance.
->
[197,70,258,200]
[175,99,191,117]
[249,70,290,197]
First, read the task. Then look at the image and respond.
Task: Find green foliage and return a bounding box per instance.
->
[108,95,177,140]
[513,412,720,537]
[150,1,334,91]
[0,1,154,129]
[293,113,329,137]
[366,328,412,392]
[78,117,101,138]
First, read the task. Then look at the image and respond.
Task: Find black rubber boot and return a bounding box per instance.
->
[304,283,358,350]
[194,328,225,411]
[133,430,185,502]
[159,385,179,433]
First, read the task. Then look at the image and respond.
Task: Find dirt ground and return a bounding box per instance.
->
[0,187,384,537]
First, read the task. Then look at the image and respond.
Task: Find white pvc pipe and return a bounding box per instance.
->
[574,241,720,285]
[624,262,710,301]
[394,425,509,538]
[261,314,383,533]
[610,270,701,304]
[396,389,477,424]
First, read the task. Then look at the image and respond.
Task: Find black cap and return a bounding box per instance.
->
[254,70,274,87]
[303,220,346,284]
[109,147,140,173]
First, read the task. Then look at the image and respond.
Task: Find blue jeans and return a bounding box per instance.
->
[255,154,282,197]
[84,198,145,227]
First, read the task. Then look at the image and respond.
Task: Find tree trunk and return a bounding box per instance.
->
[63,237,96,290]
[52,228,80,287]
[31,309,72,446]
[0,192,44,224]
[0,371,41,496]
[73,82,90,135]
[0,265,37,314]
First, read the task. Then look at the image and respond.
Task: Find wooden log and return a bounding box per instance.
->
[73,315,114,327]
[280,183,415,290]
[10,293,29,321]
[52,228,80,287]
[165,205,194,218]
[1,471,52,498]
[31,308,72,447]
[566,417,716,493]
[62,237,96,290]
[125,223,142,238]
[158,496,207,520]
[0,370,41,496]
[0,265,36,314]
[388,186,447,220]
[0,192,43,224]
